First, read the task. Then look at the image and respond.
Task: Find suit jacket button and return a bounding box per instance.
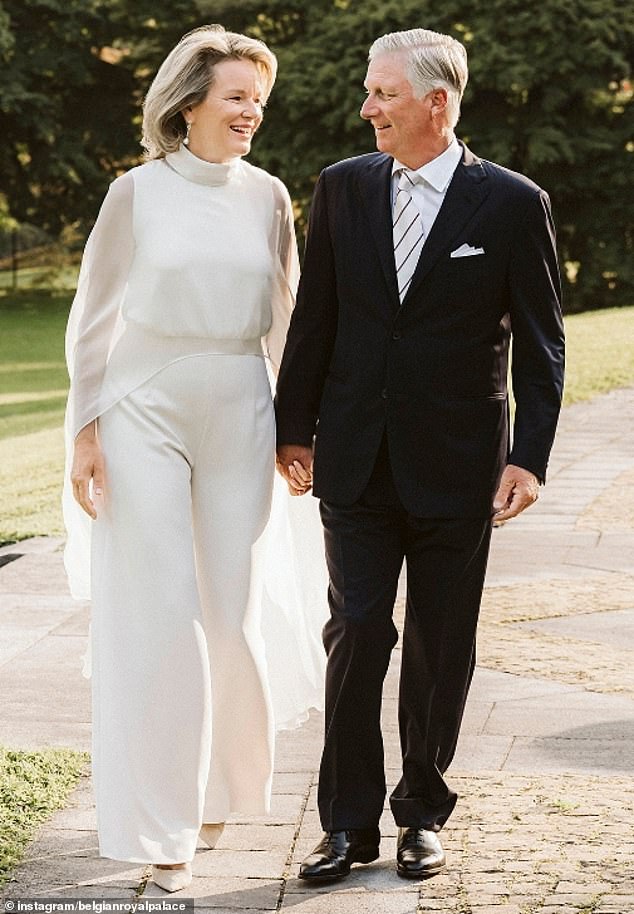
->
[381,388,388,399]
[392,331,402,340]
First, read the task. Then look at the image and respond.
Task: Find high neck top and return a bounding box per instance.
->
[165,144,241,186]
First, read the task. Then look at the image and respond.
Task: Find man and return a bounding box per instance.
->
[275,28,564,882]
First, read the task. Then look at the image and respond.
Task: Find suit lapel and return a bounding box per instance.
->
[354,145,489,315]
[401,144,489,307]
[355,155,400,312]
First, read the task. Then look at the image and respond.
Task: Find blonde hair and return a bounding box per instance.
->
[369,28,468,128]
[142,25,277,159]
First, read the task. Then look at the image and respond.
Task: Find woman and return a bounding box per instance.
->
[63,25,325,892]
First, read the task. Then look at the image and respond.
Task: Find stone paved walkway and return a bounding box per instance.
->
[1,386,634,914]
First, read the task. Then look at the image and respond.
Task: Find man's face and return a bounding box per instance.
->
[360,52,436,165]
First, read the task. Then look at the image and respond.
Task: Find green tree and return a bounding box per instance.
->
[233,0,634,311]
[0,0,246,232]
[0,0,137,234]
[454,0,634,310]
[2,0,632,309]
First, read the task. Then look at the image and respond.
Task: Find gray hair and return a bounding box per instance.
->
[142,25,277,159]
[369,28,468,128]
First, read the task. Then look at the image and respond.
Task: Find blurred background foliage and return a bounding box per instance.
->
[0,0,632,310]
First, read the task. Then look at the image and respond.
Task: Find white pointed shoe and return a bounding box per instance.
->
[199,822,225,848]
[151,862,192,893]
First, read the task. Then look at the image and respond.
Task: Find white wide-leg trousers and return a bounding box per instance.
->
[91,353,276,863]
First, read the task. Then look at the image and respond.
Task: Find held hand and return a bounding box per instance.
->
[71,422,105,520]
[276,444,313,496]
[493,464,539,523]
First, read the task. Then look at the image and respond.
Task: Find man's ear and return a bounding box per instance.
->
[430,87,448,117]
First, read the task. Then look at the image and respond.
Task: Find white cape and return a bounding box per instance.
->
[62,151,329,731]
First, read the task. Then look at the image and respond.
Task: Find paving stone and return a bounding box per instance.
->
[520,608,634,650]
[271,772,314,795]
[279,893,420,912]
[24,833,99,861]
[194,848,286,880]
[482,702,634,738]
[451,734,514,771]
[192,909,275,914]
[142,876,280,908]
[40,808,97,832]
[51,609,91,637]
[193,909,275,914]
[459,699,495,735]
[5,387,634,914]
[229,793,305,826]
[468,907,521,914]
[468,668,579,701]
[211,824,294,854]
[5,854,143,893]
[284,862,401,894]
[543,893,601,905]
[0,554,70,594]
[502,736,634,774]
[555,881,612,893]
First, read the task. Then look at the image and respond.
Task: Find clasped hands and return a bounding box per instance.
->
[275,448,539,519]
[276,444,313,496]
[75,427,537,517]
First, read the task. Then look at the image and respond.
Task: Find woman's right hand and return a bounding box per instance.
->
[275,444,313,496]
[71,422,105,520]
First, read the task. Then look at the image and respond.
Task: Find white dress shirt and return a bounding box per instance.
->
[392,137,462,243]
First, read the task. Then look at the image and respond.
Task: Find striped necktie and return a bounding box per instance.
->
[393,168,424,302]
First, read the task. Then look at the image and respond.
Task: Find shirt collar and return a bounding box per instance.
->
[392,137,462,193]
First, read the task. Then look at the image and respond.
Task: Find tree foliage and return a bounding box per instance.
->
[0,0,137,235]
[1,0,632,309]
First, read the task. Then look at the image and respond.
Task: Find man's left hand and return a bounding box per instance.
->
[492,464,539,522]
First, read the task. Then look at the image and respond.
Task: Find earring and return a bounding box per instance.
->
[183,121,192,146]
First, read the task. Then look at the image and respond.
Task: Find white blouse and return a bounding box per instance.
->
[62,147,327,731]
[65,144,298,441]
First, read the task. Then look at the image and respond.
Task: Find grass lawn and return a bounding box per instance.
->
[0,747,89,886]
[563,307,634,403]
[0,293,633,543]
[0,292,70,543]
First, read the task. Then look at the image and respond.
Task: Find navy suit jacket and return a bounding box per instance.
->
[275,144,565,518]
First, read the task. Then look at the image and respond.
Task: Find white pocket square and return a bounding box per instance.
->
[450,243,485,258]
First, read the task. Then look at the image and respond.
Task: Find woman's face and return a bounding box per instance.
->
[184,58,265,163]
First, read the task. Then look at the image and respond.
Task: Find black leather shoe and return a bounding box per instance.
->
[396,827,446,879]
[299,829,380,882]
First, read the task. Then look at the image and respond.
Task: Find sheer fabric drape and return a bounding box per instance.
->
[62,153,327,730]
